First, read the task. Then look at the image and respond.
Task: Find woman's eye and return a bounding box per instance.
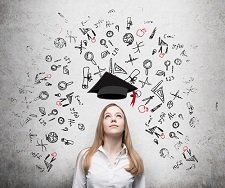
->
[105,115,110,118]
[117,114,122,118]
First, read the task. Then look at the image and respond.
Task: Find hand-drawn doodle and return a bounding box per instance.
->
[164,60,171,71]
[62,127,68,131]
[54,38,66,48]
[125,54,138,66]
[145,115,153,126]
[45,55,52,62]
[125,69,140,84]
[84,51,97,65]
[174,58,182,65]
[169,132,179,139]
[74,95,83,105]
[156,70,165,77]
[48,109,58,116]
[106,20,114,28]
[55,93,61,97]
[159,148,174,159]
[180,49,188,57]
[58,117,65,124]
[29,129,37,142]
[174,141,183,150]
[115,25,119,32]
[126,17,132,30]
[114,63,127,74]
[152,49,157,55]
[166,76,174,82]
[112,48,119,56]
[146,126,163,138]
[101,50,110,58]
[186,102,194,115]
[182,149,198,163]
[183,77,194,84]
[68,119,76,127]
[136,28,147,37]
[93,66,106,77]
[78,123,85,131]
[178,114,184,119]
[58,81,73,90]
[100,39,108,48]
[79,28,96,41]
[167,100,173,109]
[46,132,58,143]
[82,67,92,89]
[138,105,149,113]
[66,30,77,43]
[58,12,68,23]
[123,33,134,46]
[158,112,166,124]
[168,112,176,120]
[153,139,159,145]
[39,91,49,100]
[173,160,183,170]
[158,37,168,54]
[139,77,152,88]
[172,121,180,128]
[189,117,199,128]
[150,103,162,113]
[63,65,69,75]
[39,107,46,116]
[149,27,157,39]
[31,152,42,159]
[132,41,144,53]
[51,64,61,71]
[186,164,195,171]
[36,139,48,152]
[44,153,56,172]
[183,86,197,95]
[170,90,183,100]
[151,80,165,103]
[143,59,152,76]
[75,40,86,54]
[36,165,45,172]
[142,96,154,105]
[45,82,52,86]
[61,138,74,145]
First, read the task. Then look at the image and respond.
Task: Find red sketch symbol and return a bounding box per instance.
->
[159,53,165,58]
[51,152,57,157]
[56,101,62,106]
[91,37,96,43]
[183,146,188,152]
[138,105,149,113]
[46,74,52,78]
[160,132,165,139]
[136,28,147,37]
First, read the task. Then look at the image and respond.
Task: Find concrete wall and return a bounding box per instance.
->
[1,0,225,187]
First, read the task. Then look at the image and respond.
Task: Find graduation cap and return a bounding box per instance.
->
[88,72,137,100]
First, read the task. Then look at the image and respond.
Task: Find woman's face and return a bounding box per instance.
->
[103,106,125,138]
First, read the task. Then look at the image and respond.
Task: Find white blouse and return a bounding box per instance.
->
[72,144,145,188]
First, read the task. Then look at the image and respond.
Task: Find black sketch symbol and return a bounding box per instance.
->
[79,28,96,41]
[39,107,46,116]
[186,102,194,115]
[189,117,199,128]
[164,60,171,71]
[100,39,108,48]
[78,123,85,131]
[172,121,180,129]
[167,100,173,109]
[139,77,152,88]
[152,49,157,55]
[58,81,73,90]
[149,27,157,39]
[44,154,56,172]
[94,66,106,78]
[125,69,140,84]
[51,64,61,71]
[54,38,66,48]
[168,112,176,120]
[36,139,48,152]
[180,49,188,57]
[145,126,163,138]
[55,93,61,97]
[132,41,144,53]
[156,70,165,77]
[66,30,77,43]
[150,103,162,113]
[112,48,119,56]
[75,40,86,54]
[174,141,183,151]
[183,86,197,95]
[82,67,92,89]
[142,96,154,105]
[84,51,97,65]
[143,59,152,76]
[62,127,68,131]
[125,54,138,66]
[109,58,113,74]
[126,17,133,30]
[115,25,119,32]
[153,139,159,145]
[101,50,110,58]
[174,58,182,65]
[159,148,174,159]
[46,132,58,143]
[61,138,74,145]
[123,33,134,46]
[58,117,65,124]
[170,90,183,100]
[108,40,113,46]
[45,82,52,86]
[63,65,69,75]
[29,129,37,143]
[158,37,168,54]
[114,63,127,74]
[169,132,179,139]
[48,109,58,116]
[106,30,114,37]
[151,80,165,103]
[39,91,49,100]
[45,55,52,62]
[178,114,184,119]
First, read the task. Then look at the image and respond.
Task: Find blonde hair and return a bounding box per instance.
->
[81,103,144,176]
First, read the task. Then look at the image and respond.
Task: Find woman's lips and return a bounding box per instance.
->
[109,125,118,127]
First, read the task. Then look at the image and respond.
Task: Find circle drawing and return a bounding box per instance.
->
[46,132,58,143]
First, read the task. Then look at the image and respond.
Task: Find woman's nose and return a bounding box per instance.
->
[111,116,116,122]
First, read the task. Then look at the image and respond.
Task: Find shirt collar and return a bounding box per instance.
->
[98,143,128,156]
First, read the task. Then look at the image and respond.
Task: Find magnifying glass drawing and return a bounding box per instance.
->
[84,51,97,65]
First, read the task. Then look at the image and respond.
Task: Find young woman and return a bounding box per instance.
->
[72,103,145,187]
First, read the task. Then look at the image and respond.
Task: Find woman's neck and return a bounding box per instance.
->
[103,136,123,157]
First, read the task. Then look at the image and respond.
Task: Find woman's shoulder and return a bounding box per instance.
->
[77,147,90,158]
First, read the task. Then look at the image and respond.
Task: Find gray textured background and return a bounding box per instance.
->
[1,0,225,187]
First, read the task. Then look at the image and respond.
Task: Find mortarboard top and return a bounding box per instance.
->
[88,72,137,99]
